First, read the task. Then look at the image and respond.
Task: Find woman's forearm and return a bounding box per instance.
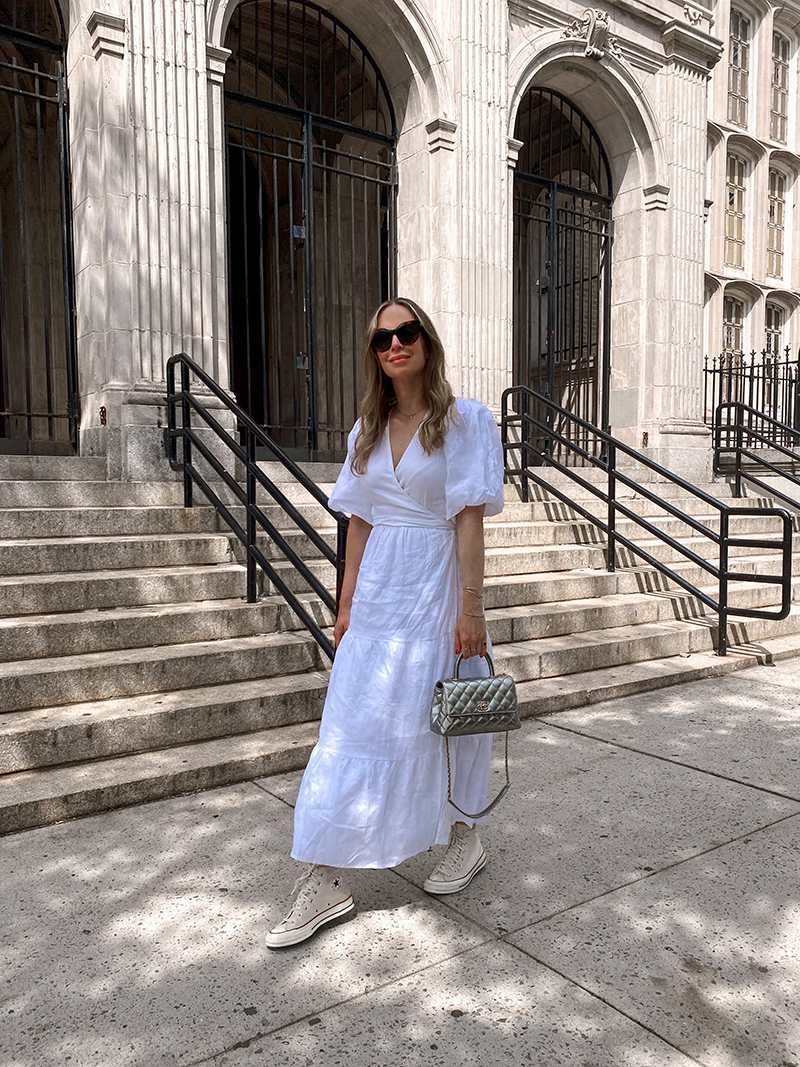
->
[338,515,373,608]
[455,505,486,608]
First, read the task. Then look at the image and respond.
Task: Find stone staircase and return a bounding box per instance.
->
[2,454,799,835]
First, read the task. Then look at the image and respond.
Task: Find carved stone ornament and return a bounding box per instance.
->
[684,5,703,26]
[563,9,622,60]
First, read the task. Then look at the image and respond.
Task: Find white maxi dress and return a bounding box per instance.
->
[291,399,505,869]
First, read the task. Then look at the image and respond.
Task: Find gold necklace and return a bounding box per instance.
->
[394,405,426,420]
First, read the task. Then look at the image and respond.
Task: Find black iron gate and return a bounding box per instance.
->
[224,0,397,461]
[513,88,612,459]
[0,1,77,454]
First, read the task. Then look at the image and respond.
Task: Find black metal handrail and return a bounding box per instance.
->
[166,353,348,661]
[502,386,793,656]
[714,401,800,513]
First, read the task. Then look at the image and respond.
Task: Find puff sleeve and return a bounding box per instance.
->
[443,399,504,520]
[327,420,374,525]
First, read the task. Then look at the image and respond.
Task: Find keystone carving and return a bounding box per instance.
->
[563,9,622,60]
[684,5,703,26]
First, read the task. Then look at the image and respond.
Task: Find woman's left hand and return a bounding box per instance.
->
[455,611,487,660]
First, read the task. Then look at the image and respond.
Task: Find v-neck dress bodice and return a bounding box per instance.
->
[291,399,505,869]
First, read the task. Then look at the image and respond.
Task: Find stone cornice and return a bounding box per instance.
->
[661,20,724,76]
[206,45,231,87]
[426,117,457,153]
[86,11,126,60]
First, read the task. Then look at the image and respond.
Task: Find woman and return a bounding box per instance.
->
[266,298,504,949]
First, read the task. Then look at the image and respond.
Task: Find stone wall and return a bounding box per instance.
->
[59,0,735,478]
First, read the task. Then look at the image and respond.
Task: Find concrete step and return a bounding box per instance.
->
[0,505,221,539]
[0,718,321,835]
[0,632,322,713]
[482,553,800,609]
[515,628,800,718]
[6,627,800,836]
[0,563,248,617]
[0,672,329,772]
[0,599,283,662]
[0,481,185,508]
[494,606,800,683]
[0,455,108,481]
[0,533,236,577]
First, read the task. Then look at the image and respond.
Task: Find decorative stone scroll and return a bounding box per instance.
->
[563,9,622,60]
[426,117,457,153]
[87,11,126,60]
[683,6,703,26]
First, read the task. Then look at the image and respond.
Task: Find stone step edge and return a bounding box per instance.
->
[0,672,331,774]
[0,719,321,836]
[516,628,800,717]
[5,628,800,836]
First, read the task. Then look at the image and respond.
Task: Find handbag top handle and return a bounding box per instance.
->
[453,651,495,678]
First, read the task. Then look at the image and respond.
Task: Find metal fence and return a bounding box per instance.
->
[703,347,800,448]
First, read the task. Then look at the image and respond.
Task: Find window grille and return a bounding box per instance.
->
[767,169,786,279]
[771,32,790,142]
[724,155,747,269]
[727,9,750,127]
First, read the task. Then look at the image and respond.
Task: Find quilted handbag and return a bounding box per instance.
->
[430,652,519,819]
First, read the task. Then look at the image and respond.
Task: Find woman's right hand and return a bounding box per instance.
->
[333,605,351,647]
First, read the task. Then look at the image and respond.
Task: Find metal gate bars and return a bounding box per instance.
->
[224,0,397,462]
[0,2,78,454]
[513,88,612,461]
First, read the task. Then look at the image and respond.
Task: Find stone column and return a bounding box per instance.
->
[643,21,723,478]
[442,0,511,412]
[68,0,224,478]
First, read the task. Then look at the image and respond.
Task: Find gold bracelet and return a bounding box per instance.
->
[463,586,484,598]
[461,610,485,618]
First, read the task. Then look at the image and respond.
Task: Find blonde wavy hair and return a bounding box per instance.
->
[351,298,458,475]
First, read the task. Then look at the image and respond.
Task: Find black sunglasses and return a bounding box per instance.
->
[370,319,423,353]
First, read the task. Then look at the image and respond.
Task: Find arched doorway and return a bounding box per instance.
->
[0,0,77,454]
[224,0,397,460]
[513,87,612,456]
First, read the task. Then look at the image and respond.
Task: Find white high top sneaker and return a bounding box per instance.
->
[266,865,355,948]
[423,822,486,895]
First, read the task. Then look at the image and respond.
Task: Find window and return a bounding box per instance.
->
[728,9,750,127]
[771,32,790,142]
[765,302,784,355]
[767,169,786,279]
[723,295,745,359]
[725,155,747,268]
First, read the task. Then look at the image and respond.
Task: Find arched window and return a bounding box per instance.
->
[513,87,612,453]
[0,0,77,453]
[224,0,397,459]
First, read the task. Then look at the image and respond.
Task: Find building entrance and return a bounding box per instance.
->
[513,88,612,458]
[224,0,397,460]
[0,0,77,454]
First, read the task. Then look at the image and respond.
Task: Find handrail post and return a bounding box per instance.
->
[246,426,257,604]
[718,509,729,656]
[335,517,349,615]
[607,440,616,572]
[520,389,529,503]
[180,360,193,508]
[733,402,743,498]
[166,358,177,469]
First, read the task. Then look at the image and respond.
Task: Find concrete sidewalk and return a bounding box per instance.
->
[2,658,799,1067]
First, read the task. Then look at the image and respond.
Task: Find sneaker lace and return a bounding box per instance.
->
[285,865,318,918]
[438,828,467,877]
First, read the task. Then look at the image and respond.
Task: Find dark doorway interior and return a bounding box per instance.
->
[0,0,77,454]
[513,87,612,458]
[224,0,397,461]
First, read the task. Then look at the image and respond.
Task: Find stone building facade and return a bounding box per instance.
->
[1,0,796,479]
